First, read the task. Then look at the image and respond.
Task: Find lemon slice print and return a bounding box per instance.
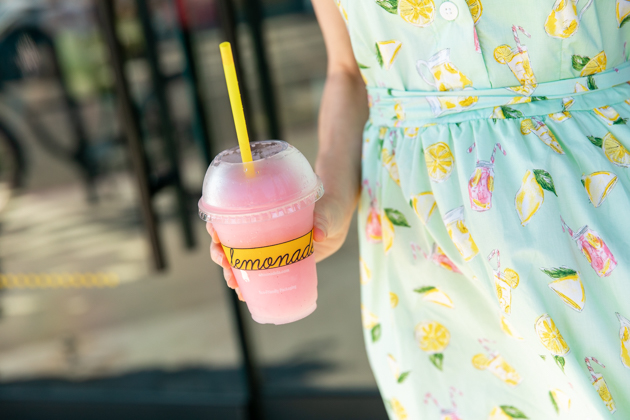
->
[382,211,395,254]
[387,354,401,379]
[500,315,524,340]
[616,312,630,369]
[520,119,536,135]
[390,292,399,308]
[514,170,543,226]
[472,353,490,370]
[535,314,570,356]
[415,321,450,370]
[382,148,401,185]
[572,51,607,77]
[549,388,572,414]
[466,0,483,24]
[618,0,630,27]
[588,133,630,167]
[359,257,372,284]
[411,192,436,225]
[425,142,454,182]
[414,286,454,308]
[502,268,520,288]
[541,266,585,312]
[582,171,618,207]
[398,0,436,27]
[376,40,402,70]
[389,398,408,420]
[494,45,514,64]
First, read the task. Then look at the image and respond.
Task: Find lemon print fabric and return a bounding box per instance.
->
[472,343,522,386]
[376,0,436,27]
[588,133,630,166]
[520,118,564,154]
[414,285,454,308]
[617,313,630,369]
[582,171,618,207]
[346,0,630,416]
[544,0,594,39]
[535,314,570,371]
[411,192,436,224]
[618,0,630,27]
[415,321,450,370]
[425,142,454,182]
[376,40,402,70]
[514,169,557,226]
[541,266,585,312]
[488,405,529,420]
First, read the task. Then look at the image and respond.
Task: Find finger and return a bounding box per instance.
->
[210,242,230,270]
[235,287,245,302]
[313,206,330,242]
[206,222,221,243]
[223,266,238,289]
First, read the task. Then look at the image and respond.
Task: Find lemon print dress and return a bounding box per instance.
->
[341,0,630,418]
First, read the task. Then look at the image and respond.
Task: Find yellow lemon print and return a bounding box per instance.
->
[548,111,571,122]
[376,40,402,70]
[541,266,585,312]
[398,0,436,27]
[616,312,630,369]
[382,211,395,254]
[444,206,479,261]
[582,171,618,207]
[535,314,570,356]
[588,133,630,167]
[389,398,408,420]
[549,388,572,413]
[472,353,490,370]
[382,148,401,185]
[466,0,483,24]
[572,51,606,76]
[474,351,522,387]
[359,257,372,284]
[414,286,454,308]
[520,118,565,154]
[387,354,401,380]
[390,292,399,308]
[411,192,436,225]
[500,315,524,340]
[415,321,450,353]
[593,105,627,126]
[425,142,454,182]
[544,0,593,39]
[515,169,557,226]
[617,0,630,27]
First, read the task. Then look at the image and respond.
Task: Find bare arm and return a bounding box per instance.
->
[312,0,368,261]
[207,1,367,298]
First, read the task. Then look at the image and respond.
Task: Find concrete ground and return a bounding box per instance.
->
[0,12,381,410]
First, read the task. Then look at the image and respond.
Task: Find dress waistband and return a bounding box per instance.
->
[367,61,630,126]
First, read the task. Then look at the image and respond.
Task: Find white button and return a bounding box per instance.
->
[439,1,458,20]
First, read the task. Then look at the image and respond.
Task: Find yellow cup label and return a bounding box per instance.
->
[222,229,314,271]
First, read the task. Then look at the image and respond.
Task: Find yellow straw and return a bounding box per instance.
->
[220,42,253,166]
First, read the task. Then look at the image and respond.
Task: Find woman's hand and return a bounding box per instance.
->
[206,222,244,301]
[313,189,359,262]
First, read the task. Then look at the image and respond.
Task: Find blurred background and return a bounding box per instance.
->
[0,0,386,418]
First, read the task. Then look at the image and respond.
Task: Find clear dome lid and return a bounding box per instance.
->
[198,140,324,224]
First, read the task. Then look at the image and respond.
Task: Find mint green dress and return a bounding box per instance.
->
[337,0,630,418]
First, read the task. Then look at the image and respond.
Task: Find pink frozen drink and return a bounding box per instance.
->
[199,140,324,324]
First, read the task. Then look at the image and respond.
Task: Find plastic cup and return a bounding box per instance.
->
[198,140,324,325]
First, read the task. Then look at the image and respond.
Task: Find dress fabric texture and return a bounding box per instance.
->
[338,0,630,418]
